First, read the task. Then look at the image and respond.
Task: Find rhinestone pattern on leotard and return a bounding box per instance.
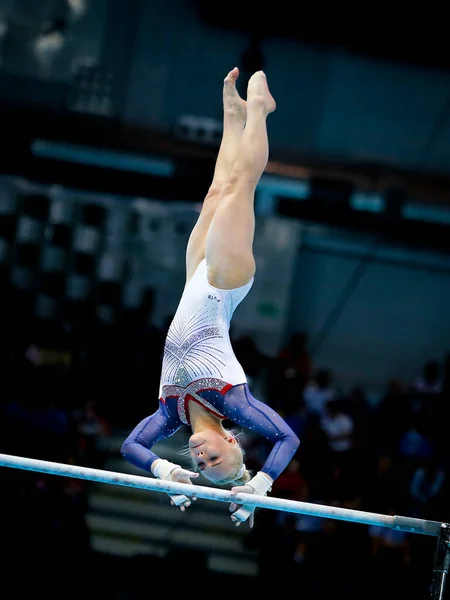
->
[161,378,229,424]
[162,303,226,386]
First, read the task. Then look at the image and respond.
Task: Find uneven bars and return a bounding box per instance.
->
[0,453,441,536]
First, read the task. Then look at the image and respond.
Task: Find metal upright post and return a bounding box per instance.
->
[431,523,450,599]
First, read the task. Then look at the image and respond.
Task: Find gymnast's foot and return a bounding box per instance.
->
[223,67,247,126]
[247,70,276,115]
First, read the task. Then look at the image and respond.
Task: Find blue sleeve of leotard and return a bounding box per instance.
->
[221,384,300,482]
[121,409,182,473]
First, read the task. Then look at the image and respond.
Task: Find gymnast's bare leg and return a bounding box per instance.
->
[185,67,247,282]
[206,70,276,289]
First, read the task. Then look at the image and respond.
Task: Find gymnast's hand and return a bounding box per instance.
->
[169,466,199,510]
[229,484,256,528]
[151,459,199,511]
[229,472,273,527]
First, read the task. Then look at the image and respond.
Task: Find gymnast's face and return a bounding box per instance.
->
[189,431,239,484]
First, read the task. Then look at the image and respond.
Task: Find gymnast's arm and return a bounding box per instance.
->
[222,384,300,482]
[121,409,182,473]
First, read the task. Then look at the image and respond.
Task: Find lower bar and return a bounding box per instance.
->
[0,452,442,536]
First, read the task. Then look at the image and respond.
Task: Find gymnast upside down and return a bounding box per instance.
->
[121,67,300,527]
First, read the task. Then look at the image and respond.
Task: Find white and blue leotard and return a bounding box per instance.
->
[121,259,300,482]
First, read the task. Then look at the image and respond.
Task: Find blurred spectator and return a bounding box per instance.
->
[372,378,407,455]
[398,412,436,463]
[341,385,372,443]
[362,453,410,517]
[320,398,355,470]
[281,396,311,439]
[296,412,331,500]
[324,457,365,507]
[407,455,446,518]
[72,397,111,467]
[268,331,312,411]
[412,359,442,394]
[303,367,336,416]
[276,331,312,384]
[272,455,309,501]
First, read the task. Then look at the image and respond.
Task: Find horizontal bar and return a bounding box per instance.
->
[0,453,442,536]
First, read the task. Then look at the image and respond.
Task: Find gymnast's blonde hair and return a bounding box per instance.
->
[179,429,252,486]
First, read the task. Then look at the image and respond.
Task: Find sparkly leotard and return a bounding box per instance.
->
[121,259,300,482]
[159,258,252,394]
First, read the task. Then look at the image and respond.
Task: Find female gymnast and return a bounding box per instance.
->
[121,67,300,527]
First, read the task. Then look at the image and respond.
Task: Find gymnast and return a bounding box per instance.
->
[121,67,300,527]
